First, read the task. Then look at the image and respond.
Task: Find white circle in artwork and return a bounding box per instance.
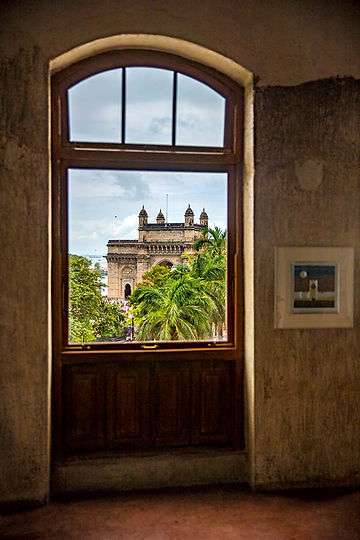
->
[300,270,307,279]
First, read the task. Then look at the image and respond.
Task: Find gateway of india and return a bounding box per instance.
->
[106,205,208,301]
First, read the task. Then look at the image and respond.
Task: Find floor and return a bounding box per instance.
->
[1,486,359,539]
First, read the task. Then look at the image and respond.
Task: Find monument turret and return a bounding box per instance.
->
[138,205,148,227]
[156,209,165,224]
[184,204,194,226]
[199,208,208,227]
[107,203,208,301]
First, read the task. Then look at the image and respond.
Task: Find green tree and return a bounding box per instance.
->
[130,228,227,341]
[193,226,226,256]
[130,268,215,340]
[69,255,125,342]
[94,301,126,339]
[141,264,171,287]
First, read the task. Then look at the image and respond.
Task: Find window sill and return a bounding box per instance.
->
[52,448,248,496]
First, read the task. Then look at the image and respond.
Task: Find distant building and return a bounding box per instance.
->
[106,205,208,301]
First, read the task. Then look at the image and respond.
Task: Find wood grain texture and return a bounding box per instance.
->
[191,364,234,445]
[153,365,191,446]
[108,364,151,448]
[61,361,236,454]
[63,367,105,451]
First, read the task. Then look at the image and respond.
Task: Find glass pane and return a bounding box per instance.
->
[68,69,122,142]
[68,169,228,344]
[125,68,173,144]
[176,74,225,147]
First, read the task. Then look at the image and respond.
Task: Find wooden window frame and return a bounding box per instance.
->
[51,50,244,356]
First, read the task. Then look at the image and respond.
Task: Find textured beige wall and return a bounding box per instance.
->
[0,0,359,504]
[0,45,50,505]
[254,78,360,488]
[1,0,360,85]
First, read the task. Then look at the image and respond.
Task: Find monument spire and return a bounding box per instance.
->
[184,204,194,226]
[138,205,148,226]
[156,209,165,224]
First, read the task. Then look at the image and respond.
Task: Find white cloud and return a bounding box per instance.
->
[69,67,225,146]
[69,171,228,255]
[76,231,99,240]
[112,214,138,239]
[69,170,125,199]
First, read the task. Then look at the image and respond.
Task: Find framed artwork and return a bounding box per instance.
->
[275,247,354,328]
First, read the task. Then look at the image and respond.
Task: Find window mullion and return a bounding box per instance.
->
[121,67,126,144]
[172,71,178,146]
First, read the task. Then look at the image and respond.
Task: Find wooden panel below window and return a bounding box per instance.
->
[108,365,151,449]
[153,365,191,446]
[62,367,105,451]
[191,364,234,445]
[61,359,237,455]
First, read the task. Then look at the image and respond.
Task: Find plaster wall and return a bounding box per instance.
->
[0,0,359,505]
[1,0,360,86]
[254,78,360,488]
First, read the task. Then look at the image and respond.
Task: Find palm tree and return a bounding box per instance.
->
[131,269,216,341]
[194,226,226,256]
[130,227,227,341]
[193,227,227,333]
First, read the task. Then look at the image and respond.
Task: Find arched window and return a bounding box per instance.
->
[52,50,244,455]
[124,283,132,299]
[52,50,242,352]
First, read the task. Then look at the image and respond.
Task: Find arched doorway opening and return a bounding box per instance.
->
[158,260,173,269]
[124,283,132,299]
[50,37,254,486]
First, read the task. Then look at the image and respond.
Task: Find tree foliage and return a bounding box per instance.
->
[193,226,226,256]
[69,255,125,343]
[130,227,226,341]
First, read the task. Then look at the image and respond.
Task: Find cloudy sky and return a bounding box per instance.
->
[67,67,227,256]
[68,66,225,146]
[69,169,227,255]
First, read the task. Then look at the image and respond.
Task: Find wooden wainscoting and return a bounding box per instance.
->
[61,358,238,456]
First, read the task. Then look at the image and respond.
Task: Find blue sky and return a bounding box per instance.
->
[69,169,228,255]
[67,67,227,256]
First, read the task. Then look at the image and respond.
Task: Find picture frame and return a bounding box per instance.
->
[275,247,354,329]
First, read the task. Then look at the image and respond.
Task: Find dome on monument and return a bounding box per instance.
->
[185,204,194,216]
[200,208,208,220]
[157,209,165,220]
[138,205,148,217]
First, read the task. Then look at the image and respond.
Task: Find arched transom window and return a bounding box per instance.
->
[68,65,226,147]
